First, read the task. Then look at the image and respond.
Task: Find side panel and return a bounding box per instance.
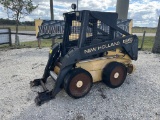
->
[80,35,138,60]
[76,55,131,82]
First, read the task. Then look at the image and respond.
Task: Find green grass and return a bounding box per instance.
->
[0,39,63,49]
[0,37,154,50]
[0,40,52,49]
[20,37,155,50]
[132,27,157,33]
[138,36,154,50]
[0,25,35,31]
[21,39,52,48]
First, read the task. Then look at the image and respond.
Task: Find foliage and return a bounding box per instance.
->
[0,0,38,46]
[0,18,35,25]
[0,0,38,21]
[21,21,34,26]
[0,18,16,25]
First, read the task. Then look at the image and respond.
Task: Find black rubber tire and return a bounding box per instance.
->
[64,68,93,99]
[102,62,127,88]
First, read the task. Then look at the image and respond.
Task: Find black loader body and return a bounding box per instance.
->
[30,10,138,105]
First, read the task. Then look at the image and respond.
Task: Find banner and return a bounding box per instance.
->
[35,20,64,39]
[35,19,133,39]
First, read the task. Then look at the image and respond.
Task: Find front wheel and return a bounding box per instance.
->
[64,68,93,99]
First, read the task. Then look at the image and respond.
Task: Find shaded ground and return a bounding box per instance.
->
[0,48,160,120]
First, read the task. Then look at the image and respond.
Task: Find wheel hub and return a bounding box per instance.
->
[114,72,119,78]
[76,80,83,88]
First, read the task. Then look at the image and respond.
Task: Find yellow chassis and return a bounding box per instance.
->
[54,48,135,83]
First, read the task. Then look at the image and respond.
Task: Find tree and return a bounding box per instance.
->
[0,0,38,46]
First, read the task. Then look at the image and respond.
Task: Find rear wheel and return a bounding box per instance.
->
[64,68,93,99]
[102,62,127,88]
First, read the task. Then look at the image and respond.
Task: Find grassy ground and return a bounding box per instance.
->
[0,25,157,33]
[132,27,157,33]
[0,37,154,51]
[0,39,52,49]
[138,36,154,50]
[0,25,35,31]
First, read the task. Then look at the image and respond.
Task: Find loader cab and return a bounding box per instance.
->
[61,10,120,57]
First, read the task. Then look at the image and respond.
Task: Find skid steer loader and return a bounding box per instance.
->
[30,10,138,105]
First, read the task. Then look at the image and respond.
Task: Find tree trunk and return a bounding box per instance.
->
[15,11,20,47]
[15,18,20,46]
[152,17,160,53]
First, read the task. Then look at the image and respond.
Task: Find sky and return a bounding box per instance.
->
[0,0,160,27]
